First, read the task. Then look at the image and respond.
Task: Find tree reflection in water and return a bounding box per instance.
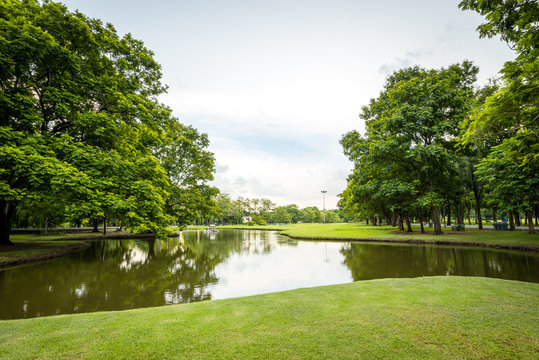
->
[340,243,538,282]
[0,230,537,319]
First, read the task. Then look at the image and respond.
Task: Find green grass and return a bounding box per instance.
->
[0,234,95,266]
[0,277,537,359]
[218,223,539,248]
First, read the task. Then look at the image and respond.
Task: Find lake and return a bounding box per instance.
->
[1,229,537,319]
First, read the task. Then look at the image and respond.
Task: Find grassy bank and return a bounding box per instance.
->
[0,277,537,359]
[0,232,140,267]
[218,223,539,250]
[0,234,95,267]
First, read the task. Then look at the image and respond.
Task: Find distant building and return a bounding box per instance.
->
[242,216,252,223]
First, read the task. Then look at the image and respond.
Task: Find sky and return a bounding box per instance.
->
[61,0,515,209]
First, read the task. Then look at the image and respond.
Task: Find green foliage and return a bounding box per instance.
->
[271,206,292,224]
[459,0,538,232]
[341,63,478,233]
[458,0,538,54]
[0,0,215,242]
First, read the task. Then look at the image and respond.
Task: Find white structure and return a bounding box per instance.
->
[242,216,252,223]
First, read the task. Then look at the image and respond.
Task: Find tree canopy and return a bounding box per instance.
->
[339,1,538,234]
[0,0,216,244]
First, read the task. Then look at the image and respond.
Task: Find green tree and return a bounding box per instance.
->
[459,0,538,233]
[284,204,302,223]
[300,207,321,223]
[0,1,214,243]
[342,63,478,234]
[271,206,292,224]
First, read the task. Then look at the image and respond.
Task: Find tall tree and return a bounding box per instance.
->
[0,1,214,243]
[342,63,478,234]
[459,0,538,233]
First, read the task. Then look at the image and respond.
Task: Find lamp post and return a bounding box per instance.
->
[321,190,327,223]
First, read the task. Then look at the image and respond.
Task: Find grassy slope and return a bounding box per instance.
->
[0,277,537,359]
[218,223,539,248]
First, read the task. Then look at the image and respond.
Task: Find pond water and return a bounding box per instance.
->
[1,229,537,319]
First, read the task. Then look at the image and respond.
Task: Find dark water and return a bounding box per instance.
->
[0,229,537,319]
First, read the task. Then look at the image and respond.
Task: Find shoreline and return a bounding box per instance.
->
[282,233,539,252]
[0,242,91,269]
[2,226,537,269]
[221,226,539,253]
[1,277,537,358]
[0,233,178,269]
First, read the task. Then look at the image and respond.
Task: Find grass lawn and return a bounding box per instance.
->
[0,276,537,359]
[218,223,539,249]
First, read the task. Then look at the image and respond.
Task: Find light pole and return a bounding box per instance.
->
[321,190,327,223]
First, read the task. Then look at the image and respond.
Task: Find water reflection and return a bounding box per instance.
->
[0,230,537,319]
[340,243,538,282]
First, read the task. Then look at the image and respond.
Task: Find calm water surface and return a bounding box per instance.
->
[1,229,537,319]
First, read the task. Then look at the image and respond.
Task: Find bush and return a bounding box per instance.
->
[257,219,267,226]
[246,221,255,226]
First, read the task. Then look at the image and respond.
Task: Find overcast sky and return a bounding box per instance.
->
[62,0,515,209]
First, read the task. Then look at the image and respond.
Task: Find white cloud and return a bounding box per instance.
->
[64,0,516,209]
[209,137,348,208]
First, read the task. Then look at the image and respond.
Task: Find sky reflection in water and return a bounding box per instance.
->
[0,229,537,319]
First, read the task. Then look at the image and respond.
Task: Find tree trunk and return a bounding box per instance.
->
[446,203,452,226]
[476,200,483,229]
[366,218,369,225]
[92,218,99,232]
[509,211,515,231]
[419,215,425,234]
[103,215,107,235]
[492,208,497,223]
[515,212,521,226]
[405,213,412,232]
[44,213,49,234]
[397,213,404,231]
[432,206,443,235]
[471,167,483,229]
[0,201,16,245]
[441,205,446,226]
[392,212,397,227]
[527,211,536,234]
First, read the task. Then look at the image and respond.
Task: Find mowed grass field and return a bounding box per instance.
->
[0,277,537,359]
[218,223,539,248]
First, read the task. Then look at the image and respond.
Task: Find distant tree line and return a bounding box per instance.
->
[339,0,538,235]
[0,1,218,244]
[205,194,343,225]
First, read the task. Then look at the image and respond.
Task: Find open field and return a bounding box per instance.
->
[0,276,537,359]
[218,223,539,251]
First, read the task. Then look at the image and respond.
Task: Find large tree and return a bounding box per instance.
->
[0,0,214,244]
[342,63,478,234]
[459,0,538,233]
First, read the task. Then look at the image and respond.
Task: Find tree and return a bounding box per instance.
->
[0,1,214,243]
[342,63,478,234]
[271,207,292,224]
[284,204,302,223]
[300,207,321,223]
[459,0,538,233]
